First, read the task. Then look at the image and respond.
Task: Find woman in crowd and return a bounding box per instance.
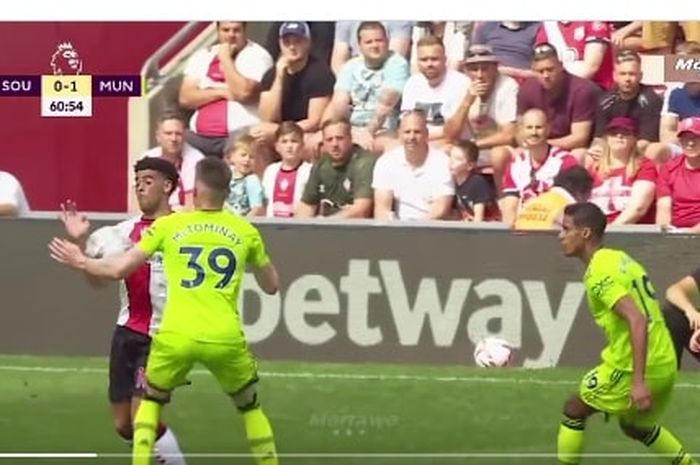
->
[587,116,657,225]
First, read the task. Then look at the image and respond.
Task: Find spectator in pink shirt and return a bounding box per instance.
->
[587,117,657,225]
[656,117,700,231]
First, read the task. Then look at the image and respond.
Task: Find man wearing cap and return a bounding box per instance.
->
[264,21,335,64]
[657,117,700,231]
[590,49,662,158]
[443,44,518,193]
[517,42,599,163]
[178,21,273,158]
[255,21,335,154]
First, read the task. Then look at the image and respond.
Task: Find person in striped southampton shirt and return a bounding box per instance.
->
[58,157,187,465]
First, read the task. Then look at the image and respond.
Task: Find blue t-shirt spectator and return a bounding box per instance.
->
[336,52,410,130]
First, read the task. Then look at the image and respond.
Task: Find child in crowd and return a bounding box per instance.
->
[448,140,499,222]
[262,122,312,218]
[224,134,265,217]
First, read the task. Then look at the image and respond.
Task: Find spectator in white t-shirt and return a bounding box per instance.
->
[178,21,273,158]
[401,35,469,147]
[0,170,30,217]
[142,112,205,210]
[372,110,455,220]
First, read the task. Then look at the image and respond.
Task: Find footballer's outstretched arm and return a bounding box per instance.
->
[254,262,279,295]
[49,238,149,280]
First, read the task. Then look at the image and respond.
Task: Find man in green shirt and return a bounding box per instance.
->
[49,158,280,465]
[556,202,695,465]
[296,117,376,218]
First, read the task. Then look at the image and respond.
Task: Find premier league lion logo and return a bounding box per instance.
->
[50,42,83,75]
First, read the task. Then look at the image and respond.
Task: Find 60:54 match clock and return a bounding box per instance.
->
[41,75,92,117]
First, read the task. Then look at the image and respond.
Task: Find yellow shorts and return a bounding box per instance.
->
[579,363,676,427]
[146,331,258,395]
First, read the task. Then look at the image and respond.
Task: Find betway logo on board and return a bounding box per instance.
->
[240,259,586,368]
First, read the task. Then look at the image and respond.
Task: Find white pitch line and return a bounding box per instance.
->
[0,452,695,459]
[0,453,97,458]
[0,364,699,389]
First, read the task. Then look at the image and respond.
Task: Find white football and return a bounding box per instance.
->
[473,337,513,368]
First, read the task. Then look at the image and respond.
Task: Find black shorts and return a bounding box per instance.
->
[662,303,700,368]
[108,325,152,403]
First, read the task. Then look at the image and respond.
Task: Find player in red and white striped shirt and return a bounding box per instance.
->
[59,157,186,465]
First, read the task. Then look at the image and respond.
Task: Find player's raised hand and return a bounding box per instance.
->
[49,237,86,269]
[630,381,652,412]
[59,200,90,241]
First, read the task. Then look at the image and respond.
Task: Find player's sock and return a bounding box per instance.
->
[154,425,187,465]
[132,399,161,465]
[557,415,585,464]
[643,425,698,465]
[242,407,278,465]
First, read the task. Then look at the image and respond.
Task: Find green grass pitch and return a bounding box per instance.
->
[2,354,700,464]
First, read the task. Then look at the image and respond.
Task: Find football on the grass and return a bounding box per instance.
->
[473,337,513,367]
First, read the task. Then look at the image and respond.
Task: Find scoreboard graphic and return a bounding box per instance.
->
[0,41,142,118]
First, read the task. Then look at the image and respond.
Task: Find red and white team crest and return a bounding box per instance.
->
[50,42,83,75]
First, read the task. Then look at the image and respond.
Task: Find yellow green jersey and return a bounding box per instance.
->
[137,210,270,343]
[583,248,676,376]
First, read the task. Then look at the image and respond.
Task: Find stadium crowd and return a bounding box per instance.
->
[3,20,700,231]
